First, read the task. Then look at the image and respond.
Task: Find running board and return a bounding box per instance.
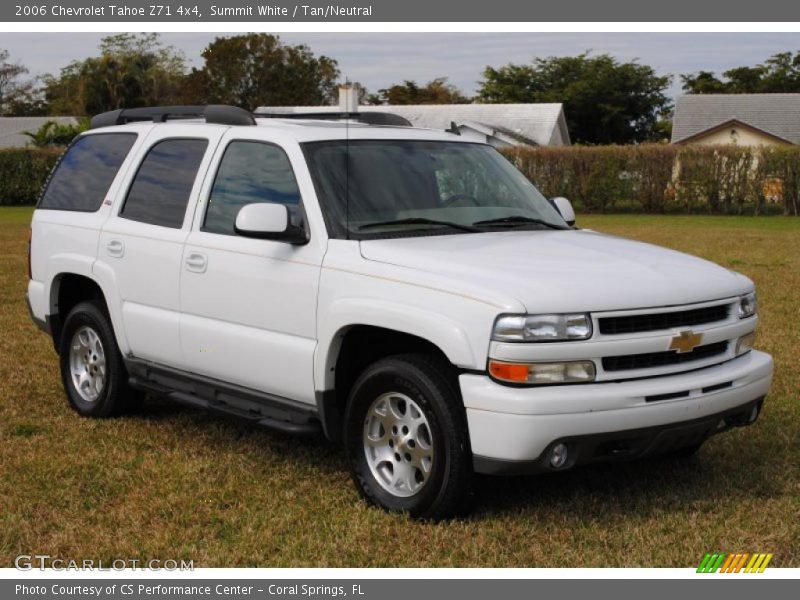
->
[126,359,322,436]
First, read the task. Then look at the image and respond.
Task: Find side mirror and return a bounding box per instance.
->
[234,203,308,244]
[550,197,576,227]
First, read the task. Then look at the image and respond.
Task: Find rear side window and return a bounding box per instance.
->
[39,133,137,212]
[120,138,208,228]
[203,141,302,235]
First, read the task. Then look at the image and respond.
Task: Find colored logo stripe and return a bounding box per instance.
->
[697,552,773,573]
[697,553,726,573]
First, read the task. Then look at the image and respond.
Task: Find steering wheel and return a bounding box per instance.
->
[442,194,479,208]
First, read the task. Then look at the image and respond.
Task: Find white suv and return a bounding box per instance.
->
[27,105,773,519]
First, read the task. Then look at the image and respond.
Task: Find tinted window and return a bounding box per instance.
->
[204,141,301,235]
[120,138,208,228]
[303,140,566,239]
[39,133,137,212]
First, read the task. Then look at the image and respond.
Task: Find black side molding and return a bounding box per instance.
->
[125,358,322,436]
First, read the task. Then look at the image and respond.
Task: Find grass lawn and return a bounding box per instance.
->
[1,207,798,567]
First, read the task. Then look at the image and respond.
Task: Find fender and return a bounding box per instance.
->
[46,259,131,356]
[90,258,131,355]
[45,253,94,304]
[315,297,479,391]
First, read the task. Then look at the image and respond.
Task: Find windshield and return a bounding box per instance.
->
[302,140,568,239]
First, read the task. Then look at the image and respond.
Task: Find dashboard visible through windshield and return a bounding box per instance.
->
[302,140,569,239]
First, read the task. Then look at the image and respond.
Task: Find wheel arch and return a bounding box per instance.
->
[48,272,121,352]
[316,320,470,442]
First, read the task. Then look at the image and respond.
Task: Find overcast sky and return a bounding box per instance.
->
[3,32,800,98]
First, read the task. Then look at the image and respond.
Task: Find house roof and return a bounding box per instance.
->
[671,94,800,144]
[0,116,79,149]
[256,103,571,146]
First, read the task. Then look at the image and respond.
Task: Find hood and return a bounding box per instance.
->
[359,230,751,313]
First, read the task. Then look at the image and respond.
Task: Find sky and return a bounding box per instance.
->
[3,32,800,99]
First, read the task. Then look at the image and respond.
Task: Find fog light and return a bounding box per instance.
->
[550,443,569,468]
[736,331,756,356]
[748,404,759,424]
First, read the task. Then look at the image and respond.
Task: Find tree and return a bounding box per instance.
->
[0,49,42,115]
[682,51,800,94]
[183,34,339,110]
[24,119,88,147]
[371,78,471,105]
[478,53,672,144]
[43,33,187,115]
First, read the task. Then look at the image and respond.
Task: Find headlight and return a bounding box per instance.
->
[493,313,592,342]
[489,359,596,384]
[738,292,757,319]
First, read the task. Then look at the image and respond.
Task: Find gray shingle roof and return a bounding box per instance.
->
[256,103,570,146]
[0,117,79,149]
[671,94,800,144]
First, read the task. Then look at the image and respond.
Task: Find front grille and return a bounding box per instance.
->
[598,304,730,335]
[602,341,729,372]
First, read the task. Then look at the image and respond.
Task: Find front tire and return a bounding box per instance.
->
[58,300,139,417]
[344,354,474,519]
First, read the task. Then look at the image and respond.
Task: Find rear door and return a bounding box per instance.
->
[179,131,325,404]
[98,124,225,368]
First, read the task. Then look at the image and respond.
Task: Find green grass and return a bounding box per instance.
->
[1,208,798,567]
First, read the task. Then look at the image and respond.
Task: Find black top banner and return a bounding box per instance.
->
[4,0,800,22]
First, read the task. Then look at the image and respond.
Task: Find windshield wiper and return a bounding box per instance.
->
[358,218,479,233]
[472,215,569,230]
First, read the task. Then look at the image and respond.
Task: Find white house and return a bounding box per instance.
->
[672,94,800,146]
[258,90,570,148]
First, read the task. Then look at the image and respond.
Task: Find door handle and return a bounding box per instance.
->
[106,239,124,258]
[185,252,208,273]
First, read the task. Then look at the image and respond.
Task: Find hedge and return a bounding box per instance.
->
[0,148,63,206]
[3,144,800,215]
[503,144,800,216]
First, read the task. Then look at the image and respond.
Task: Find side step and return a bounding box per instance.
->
[126,359,322,436]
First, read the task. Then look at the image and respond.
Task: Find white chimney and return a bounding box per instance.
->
[338,83,359,113]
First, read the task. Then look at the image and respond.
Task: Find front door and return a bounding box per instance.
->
[179,134,324,404]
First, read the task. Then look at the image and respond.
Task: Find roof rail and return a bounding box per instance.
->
[90,105,256,129]
[253,111,412,127]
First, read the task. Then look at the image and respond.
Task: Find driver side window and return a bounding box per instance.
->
[203,141,301,236]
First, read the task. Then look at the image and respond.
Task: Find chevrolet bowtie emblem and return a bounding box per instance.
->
[669,330,704,353]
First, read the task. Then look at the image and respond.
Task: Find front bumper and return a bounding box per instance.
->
[462,350,773,474]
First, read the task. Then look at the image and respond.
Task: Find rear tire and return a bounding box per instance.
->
[58,300,140,417]
[344,354,474,520]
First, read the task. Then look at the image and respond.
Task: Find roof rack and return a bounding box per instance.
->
[90,105,256,129]
[253,111,412,127]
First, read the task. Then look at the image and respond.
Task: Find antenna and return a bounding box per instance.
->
[344,80,351,240]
